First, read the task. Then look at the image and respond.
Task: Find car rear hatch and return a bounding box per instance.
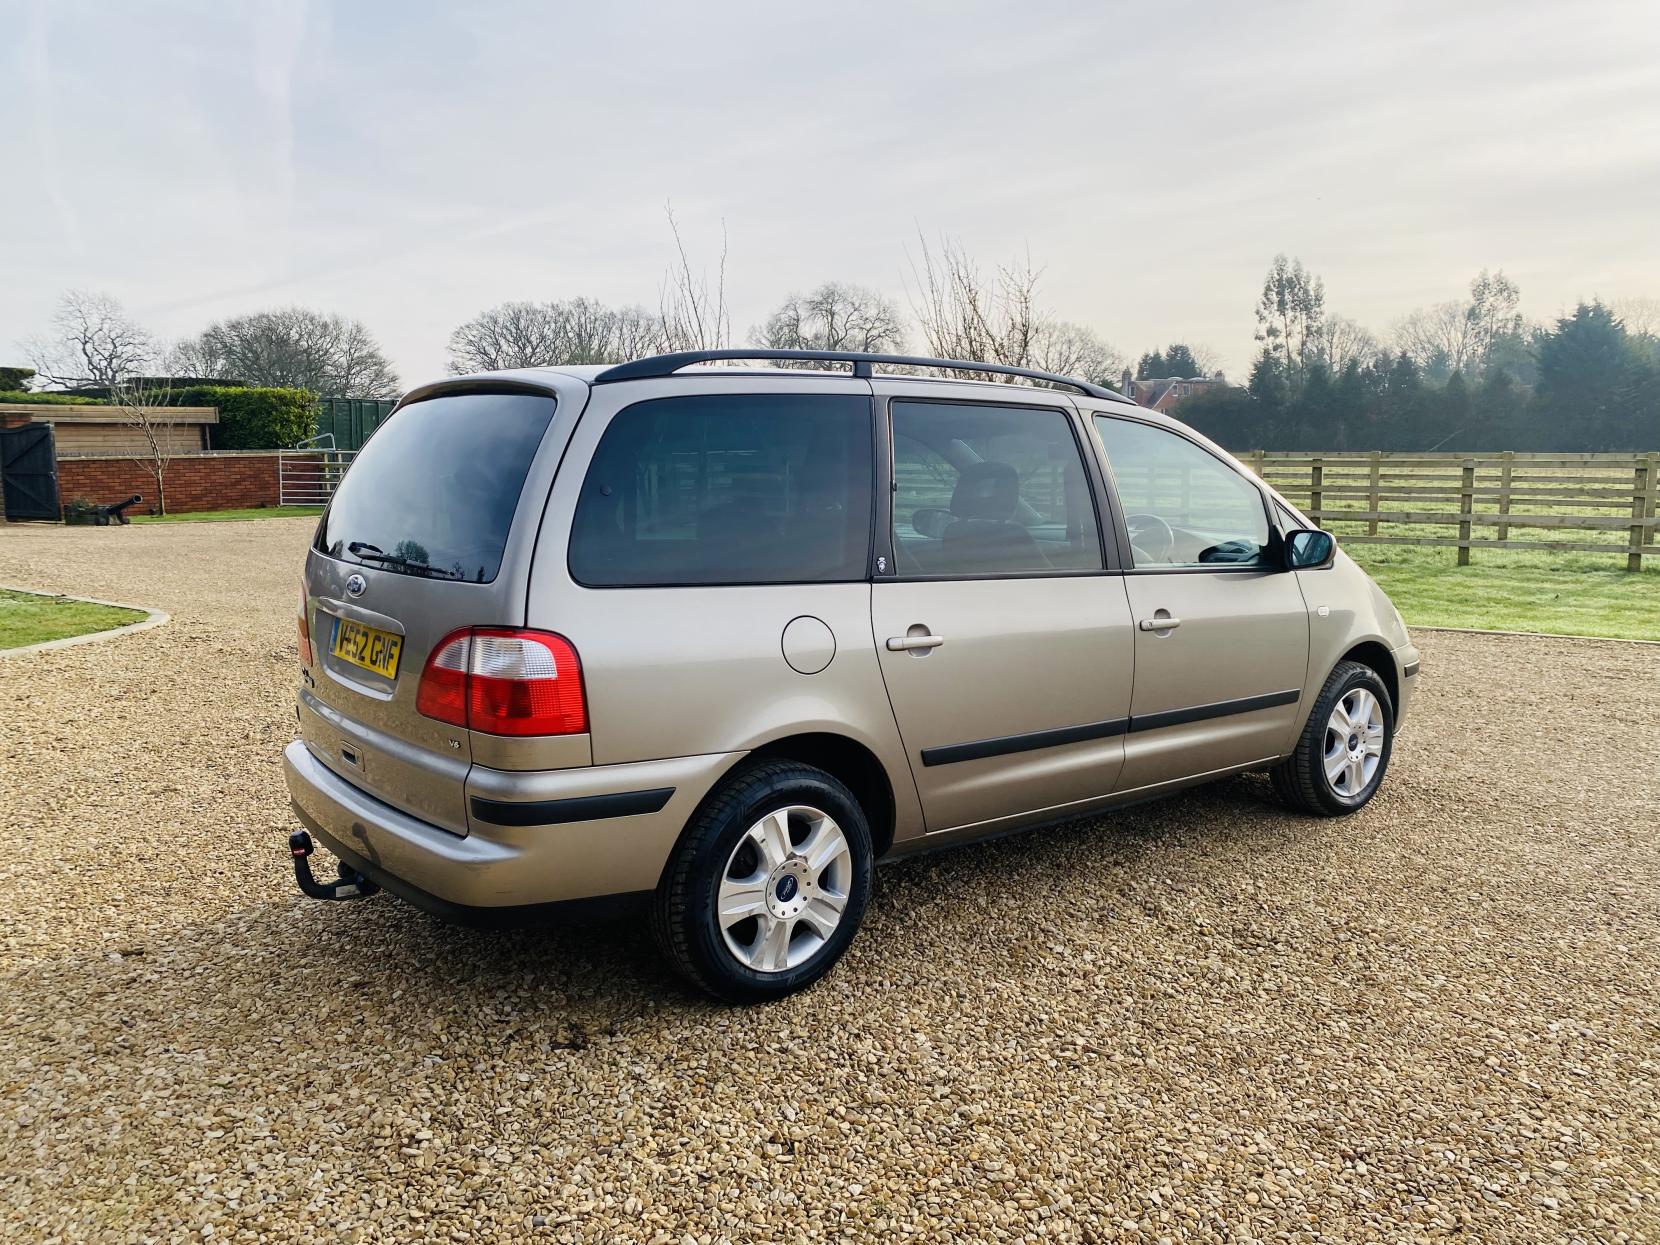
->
[297,380,584,834]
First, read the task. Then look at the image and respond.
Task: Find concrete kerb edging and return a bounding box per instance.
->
[0,584,171,658]
[1410,624,1660,646]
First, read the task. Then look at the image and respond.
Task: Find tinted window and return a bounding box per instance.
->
[319,391,555,583]
[891,401,1101,576]
[568,393,872,586]
[1093,417,1270,568]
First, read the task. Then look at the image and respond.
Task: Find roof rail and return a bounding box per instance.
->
[591,349,1120,400]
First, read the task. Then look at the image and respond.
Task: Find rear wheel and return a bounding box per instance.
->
[652,760,872,1003]
[1271,660,1393,815]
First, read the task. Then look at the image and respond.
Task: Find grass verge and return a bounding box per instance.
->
[131,506,321,524]
[0,589,149,650]
[1348,545,1660,641]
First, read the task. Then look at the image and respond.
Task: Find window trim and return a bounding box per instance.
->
[1087,412,1283,576]
[877,394,1120,583]
[564,390,879,590]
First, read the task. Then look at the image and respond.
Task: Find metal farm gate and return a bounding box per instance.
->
[278,435,357,507]
[0,422,61,520]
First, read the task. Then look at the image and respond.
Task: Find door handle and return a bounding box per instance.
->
[886,634,944,651]
[1138,616,1182,632]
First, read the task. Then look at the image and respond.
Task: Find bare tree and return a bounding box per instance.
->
[906,234,1040,374]
[905,235,1120,386]
[1027,320,1124,384]
[176,307,399,397]
[656,206,729,354]
[1187,342,1227,379]
[447,301,564,372]
[1392,301,1474,375]
[1613,296,1660,340]
[447,298,663,373]
[26,291,153,389]
[1393,271,1526,380]
[1314,314,1379,371]
[108,371,179,515]
[753,283,906,356]
[612,304,662,360]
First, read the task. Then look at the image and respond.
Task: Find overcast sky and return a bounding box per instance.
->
[6,0,1659,386]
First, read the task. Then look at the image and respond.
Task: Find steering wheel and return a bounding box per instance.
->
[1124,512,1176,565]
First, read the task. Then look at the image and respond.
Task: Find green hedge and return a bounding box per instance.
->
[0,382,316,449]
[0,367,36,391]
[0,390,102,405]
[185,386,316,450]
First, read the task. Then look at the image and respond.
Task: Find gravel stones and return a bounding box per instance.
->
[1,519,1656,1242]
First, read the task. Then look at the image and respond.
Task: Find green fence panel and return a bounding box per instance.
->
[315,397,396,450]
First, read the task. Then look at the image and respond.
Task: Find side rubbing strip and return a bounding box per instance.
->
[1127,688,1302,734]
[470,787,675,827]
[919,690,1303,767]
[1403,660,1421,678]
[920,718,1129,768]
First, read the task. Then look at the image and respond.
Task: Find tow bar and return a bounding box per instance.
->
[289,830,381,901]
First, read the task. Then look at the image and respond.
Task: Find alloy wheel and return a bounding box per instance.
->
[717,805,852,973]
[1324,687,1385,798]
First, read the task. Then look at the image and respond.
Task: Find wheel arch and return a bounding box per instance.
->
[1337,639,1399,718]
[652,732,901,896]
[738,732,898,860]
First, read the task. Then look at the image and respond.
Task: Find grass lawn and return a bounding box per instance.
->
[0,589,148,650]
[1349,545,1660,641]
[131,506,322,524]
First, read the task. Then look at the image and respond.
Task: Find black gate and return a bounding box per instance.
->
[0,423,61,520]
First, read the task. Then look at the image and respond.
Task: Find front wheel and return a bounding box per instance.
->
[1271,660,1394,815]
[652,760,873,1003]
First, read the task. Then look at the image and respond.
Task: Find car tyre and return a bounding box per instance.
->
[652,759,873,1003]
[1271,660,1394,816]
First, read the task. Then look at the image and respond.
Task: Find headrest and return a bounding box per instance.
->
[950,461,1020,522]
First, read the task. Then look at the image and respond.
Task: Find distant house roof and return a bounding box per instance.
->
[1119,373,1224,413]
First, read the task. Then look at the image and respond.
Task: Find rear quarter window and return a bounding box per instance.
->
[568,393,873,586]
[318,391,556,583]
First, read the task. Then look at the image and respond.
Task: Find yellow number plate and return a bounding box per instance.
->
[331,618,403,679]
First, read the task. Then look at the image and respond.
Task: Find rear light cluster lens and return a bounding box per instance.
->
[298,584,314,666]
[416,628,587,737]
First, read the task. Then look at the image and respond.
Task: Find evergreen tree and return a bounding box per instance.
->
[1163,344,1201,377]
[1535,303,1631,450]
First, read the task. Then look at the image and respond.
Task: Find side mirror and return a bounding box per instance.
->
[1283,528,1336,570]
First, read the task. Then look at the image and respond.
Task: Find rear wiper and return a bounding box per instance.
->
[346,542,463,580]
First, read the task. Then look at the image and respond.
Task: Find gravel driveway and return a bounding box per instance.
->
[2,518,1656,1244]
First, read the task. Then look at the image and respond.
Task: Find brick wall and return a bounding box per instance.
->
[56,452,311,515]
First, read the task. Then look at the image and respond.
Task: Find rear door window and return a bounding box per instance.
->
[568,393,873,586]
[890,400,1102,576]
[318,391,556,584]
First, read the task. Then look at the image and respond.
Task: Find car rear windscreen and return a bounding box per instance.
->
[317,391,556,584]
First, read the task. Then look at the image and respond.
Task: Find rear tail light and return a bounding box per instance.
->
[415,632,470,726]
[416,628,587,736]
[298,583,313,666]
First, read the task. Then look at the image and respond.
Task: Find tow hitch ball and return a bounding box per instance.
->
[289,830,380,901]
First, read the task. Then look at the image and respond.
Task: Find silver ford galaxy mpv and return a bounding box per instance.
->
[284,350,1420,1001]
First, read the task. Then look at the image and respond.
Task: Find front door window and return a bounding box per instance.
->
[1092,417,1270,568]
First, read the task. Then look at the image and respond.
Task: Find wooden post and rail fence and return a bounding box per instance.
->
[1237,451,1660,570]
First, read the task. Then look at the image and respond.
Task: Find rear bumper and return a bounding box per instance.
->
[282,739,739,911]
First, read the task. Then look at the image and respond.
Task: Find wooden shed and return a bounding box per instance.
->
[0,404,219,456]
